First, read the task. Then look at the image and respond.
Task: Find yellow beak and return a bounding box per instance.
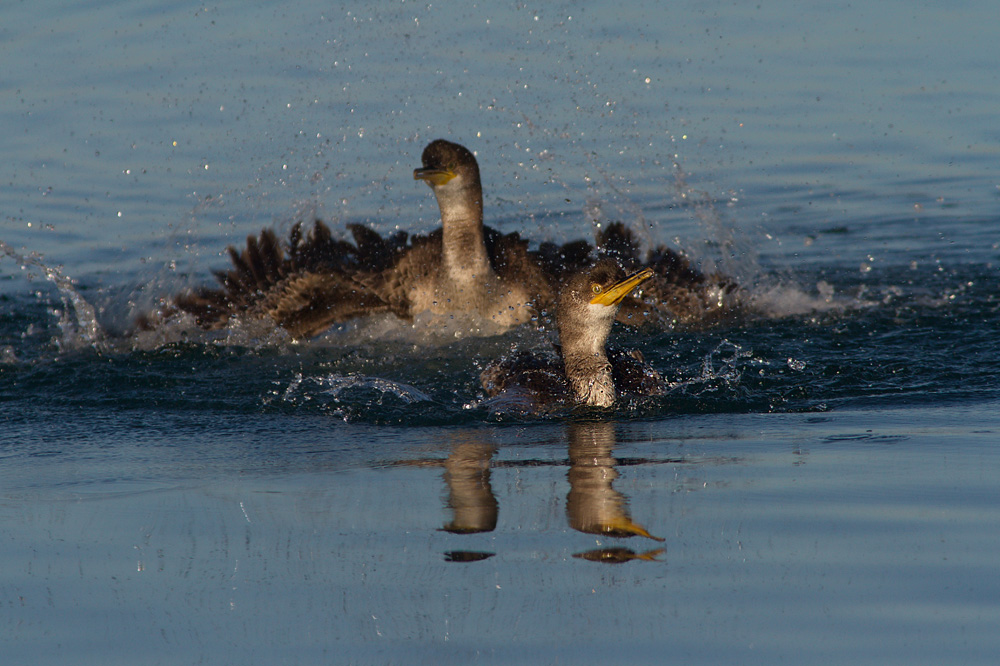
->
[590,267,655,306]
[413,167,456,186]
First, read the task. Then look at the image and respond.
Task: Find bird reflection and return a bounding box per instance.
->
[440,438,498,535]
[426,424,666,564]
[566,421,665,543]
[444,551,495,563]
[572,547,666,564]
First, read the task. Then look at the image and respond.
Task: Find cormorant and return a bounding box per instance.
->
[145,140,741,339]
[480,259,667,410]
[156,139,552,338]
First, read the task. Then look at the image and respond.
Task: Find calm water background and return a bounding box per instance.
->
[2,1,998,664]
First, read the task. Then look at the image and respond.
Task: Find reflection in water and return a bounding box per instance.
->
[573,547,666,564]
[566,421,665,543]
[429,423,667,564]
[444,551,495,563]
[440,438,498,535]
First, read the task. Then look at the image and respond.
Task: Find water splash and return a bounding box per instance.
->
[747,279,872,319]
[271,371,434,420]
[669,340,752,397]
[0,240,108,353]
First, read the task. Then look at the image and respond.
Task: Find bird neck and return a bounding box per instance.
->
[559,313,616,407]
[437,183,491,283]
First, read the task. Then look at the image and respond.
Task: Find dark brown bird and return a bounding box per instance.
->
[152,139,553,339]
[587,221,744,328]
[361,139,554,328]
[480,260,667,410]
[145,140,741,339]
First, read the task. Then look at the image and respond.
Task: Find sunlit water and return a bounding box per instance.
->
[2,1,999,665]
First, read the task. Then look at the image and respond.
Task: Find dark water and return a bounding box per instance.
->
[3,1,999,665]
[4,228,997,422]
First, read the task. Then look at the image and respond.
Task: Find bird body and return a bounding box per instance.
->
[146,139,741,340]
[481,260,666,410]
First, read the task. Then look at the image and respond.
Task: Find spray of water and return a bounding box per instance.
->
[0,240,108,353]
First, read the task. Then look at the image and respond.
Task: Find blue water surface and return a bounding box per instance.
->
[2,1,998,665]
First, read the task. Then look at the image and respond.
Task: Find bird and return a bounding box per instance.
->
[480,259,667,410]
[358,138,554,328]
[586,221,744,328]
[150,139,553,339]
[145,139,741,339]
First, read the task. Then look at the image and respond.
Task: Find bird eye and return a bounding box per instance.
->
[591,283,603,294]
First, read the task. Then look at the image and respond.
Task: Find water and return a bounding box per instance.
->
[2,1,999,664]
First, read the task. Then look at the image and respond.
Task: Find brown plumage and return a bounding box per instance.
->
[148,139,556,339]
[375,139,554,327]
[480,259,667,411]
[590,222,744,328]
[161,221,398,339]
[535,220,743,327]
[143,139,741,339]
